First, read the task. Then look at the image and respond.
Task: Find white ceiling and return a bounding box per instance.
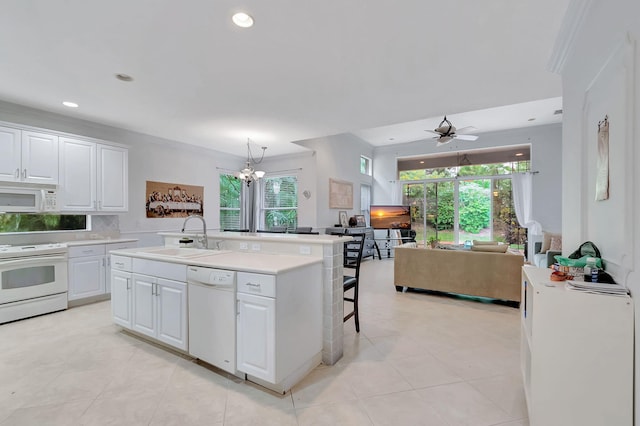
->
[0,1,569,158]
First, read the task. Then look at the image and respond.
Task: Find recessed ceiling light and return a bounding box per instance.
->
[62,101,78,108]
[115,73,134,82]
[515,153,524,157]
[419,161,425,164]
[232,12,254,28]
[527,118,536,122]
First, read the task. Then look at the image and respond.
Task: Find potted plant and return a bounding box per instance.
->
[427,236,439,249]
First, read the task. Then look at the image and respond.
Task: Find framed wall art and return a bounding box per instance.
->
[329,178,353,209]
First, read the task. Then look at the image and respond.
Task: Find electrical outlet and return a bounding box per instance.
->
[239,242,249,250]
[299,245,311,255]
[251,243,261,251]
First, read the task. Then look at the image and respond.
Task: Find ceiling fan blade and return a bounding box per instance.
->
[455,126,478,134]
[455,134,479,141]
[424,129,440,135]
[436,140,451,147]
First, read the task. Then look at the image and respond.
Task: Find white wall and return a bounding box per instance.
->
[554,0,639,419]
[296,133,374,228]
[372,124,563,234]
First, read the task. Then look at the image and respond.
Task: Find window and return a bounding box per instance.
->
[360,184,371,226]
[219,174,242,230]
[0,214,88,233]
[262,175,298,229]
[360,155,372,175]
[400,159,528,251]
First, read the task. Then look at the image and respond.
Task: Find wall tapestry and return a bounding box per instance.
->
[329,178,353,209]
[595,115,609,201]
[146,180,204,218]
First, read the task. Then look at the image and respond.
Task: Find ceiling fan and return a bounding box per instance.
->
[426,116,479,146]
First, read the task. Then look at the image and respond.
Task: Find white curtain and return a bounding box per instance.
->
[512,173,541,259]
[391,181,403,205]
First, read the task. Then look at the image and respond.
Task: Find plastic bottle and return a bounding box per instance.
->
[584,257,597,282]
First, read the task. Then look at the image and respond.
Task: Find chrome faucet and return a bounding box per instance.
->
[181,214,208,249]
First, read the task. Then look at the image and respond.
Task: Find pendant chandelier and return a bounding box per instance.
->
[238,138,267,186]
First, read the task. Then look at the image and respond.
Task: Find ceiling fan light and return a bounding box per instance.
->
[254,170,265,178]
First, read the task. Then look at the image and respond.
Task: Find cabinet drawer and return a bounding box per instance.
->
[111,255,132,272]
[237,272,276,298]
[133,258,187,282]
[69,244,106,258]
[107,241,137,252]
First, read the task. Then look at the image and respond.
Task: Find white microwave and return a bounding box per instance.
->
[0,186,59,212]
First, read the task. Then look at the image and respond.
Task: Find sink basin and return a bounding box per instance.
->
[142,247,216,258]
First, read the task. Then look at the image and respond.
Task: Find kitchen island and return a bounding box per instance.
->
[109,245,323,393]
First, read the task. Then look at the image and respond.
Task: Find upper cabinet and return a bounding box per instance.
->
[59,138,128,212]
[0,126,59,184]
[97,144,128,212]
[0,121,128,213]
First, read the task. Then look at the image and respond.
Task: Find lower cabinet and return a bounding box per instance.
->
[68,241,137,301]
[236,266,322,390]
[111,269,132,328]
[68,253,105,300]
[237,292,276,382]
[110,255,188,351]
[132,274,188,350]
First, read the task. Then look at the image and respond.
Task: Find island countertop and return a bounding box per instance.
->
[110,246,323,275]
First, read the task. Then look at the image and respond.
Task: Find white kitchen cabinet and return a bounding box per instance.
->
[59,139,128,212]
[68,254,105,301]
[0,126,58,184]
[236,266,322,392]
[111,268,132,328]
[237,292,276,382]
[58,137,96,211]
[132,273,188,350]
[97,144,128,212]
[0,126,22,182]
[521,266,633,426]
[68,241,137,302]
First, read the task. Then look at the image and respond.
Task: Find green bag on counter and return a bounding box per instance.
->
[554,254,602,268]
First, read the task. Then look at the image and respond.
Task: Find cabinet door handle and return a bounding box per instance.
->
[14,168,19,179]
[126,278,130,290]
[22,169,26,179]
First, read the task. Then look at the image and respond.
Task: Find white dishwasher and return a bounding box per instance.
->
[187,266,236,374]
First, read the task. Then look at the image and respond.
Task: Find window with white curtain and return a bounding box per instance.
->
[219,174,242,230]
[261,175,298,230]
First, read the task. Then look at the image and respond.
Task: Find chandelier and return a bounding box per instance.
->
[238,138,267,186]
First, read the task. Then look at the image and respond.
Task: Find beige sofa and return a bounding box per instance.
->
[393,246,524,303]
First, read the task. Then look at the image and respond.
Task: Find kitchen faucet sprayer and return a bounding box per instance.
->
[181,215,208,249]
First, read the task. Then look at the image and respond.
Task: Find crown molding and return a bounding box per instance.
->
[547,0,596,74]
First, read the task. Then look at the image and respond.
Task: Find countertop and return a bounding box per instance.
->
[110,246,323,274]
[159,231,350,244]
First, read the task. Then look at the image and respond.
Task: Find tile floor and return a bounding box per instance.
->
[0,258,527,426]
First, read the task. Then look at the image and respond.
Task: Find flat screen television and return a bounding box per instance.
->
[370,205,411,230]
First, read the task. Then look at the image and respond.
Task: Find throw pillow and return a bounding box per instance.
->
[540,232,561,254]
[471,244,509,253]
[473,240,499,245]
[550,236,562,251]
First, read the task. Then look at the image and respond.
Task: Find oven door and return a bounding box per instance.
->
[0,255,68,305]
